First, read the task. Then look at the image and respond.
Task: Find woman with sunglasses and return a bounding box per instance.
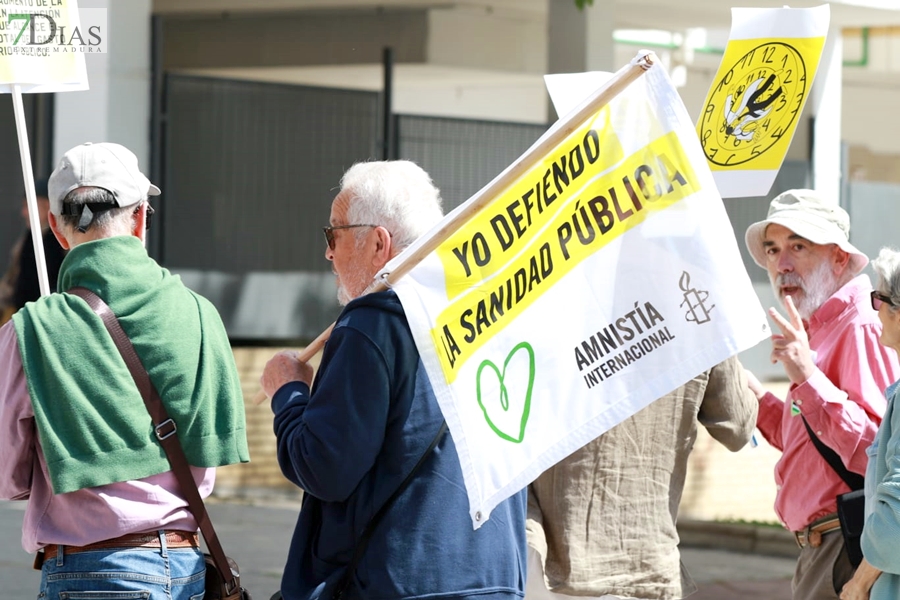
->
[841,247,900,600]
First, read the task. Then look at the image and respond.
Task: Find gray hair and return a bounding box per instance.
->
[340,160,444,252]
[871,247,900,312]
[58,187,138,237]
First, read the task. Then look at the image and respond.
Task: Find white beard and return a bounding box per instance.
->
[769,259,840,320]
[336,253,377,306]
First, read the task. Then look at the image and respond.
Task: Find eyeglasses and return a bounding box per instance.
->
[322,224,378,250]
[133,203,155,231]
[871,290,895,311]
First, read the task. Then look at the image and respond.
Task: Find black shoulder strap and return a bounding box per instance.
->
[68,286,240,596]
[332,420,448,600]
[801,416,864,491]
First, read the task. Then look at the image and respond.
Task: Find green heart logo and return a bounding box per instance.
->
[476,342,535,443]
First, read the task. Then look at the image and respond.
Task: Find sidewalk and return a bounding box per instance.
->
[682,546,794,600]
[0,499,297,599]
[1,499,797,599]
[679,519,797,599]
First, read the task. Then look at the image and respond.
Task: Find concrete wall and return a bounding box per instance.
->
[214,346,311,500]
[427,6,546,73]
[156,8,900,171]
[152,0,545,16]
[53,0,152,170]
[680,417,781,524]
[161,10,428,70]
[848,146,900,183]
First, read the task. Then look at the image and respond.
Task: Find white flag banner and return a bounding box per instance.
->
[696,5,830,198]
[382,59,769,528]
[545,71,614,119]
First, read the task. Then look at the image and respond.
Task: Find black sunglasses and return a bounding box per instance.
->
[133,203,155,231]
[322,224,378,250]
[871,290,895,311]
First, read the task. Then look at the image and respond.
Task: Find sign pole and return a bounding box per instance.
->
[11,83,51,298]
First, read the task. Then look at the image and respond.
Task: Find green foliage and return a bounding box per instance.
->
[719,518,783,529]
[574,0,595,9]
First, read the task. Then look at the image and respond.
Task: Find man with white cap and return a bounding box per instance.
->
[744,189,900,600]
[0,142,249,599]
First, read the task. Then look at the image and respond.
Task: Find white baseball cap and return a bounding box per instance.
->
[48,142,160,215]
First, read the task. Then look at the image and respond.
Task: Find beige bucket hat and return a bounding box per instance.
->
[744,189,868,275]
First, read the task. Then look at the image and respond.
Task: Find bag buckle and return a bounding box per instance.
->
[225,576,239,595]
[155,419,177,440]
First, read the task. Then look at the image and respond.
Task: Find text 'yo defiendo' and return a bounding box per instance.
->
[431,114,701,383]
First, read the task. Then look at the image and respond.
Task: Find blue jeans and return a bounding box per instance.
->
[38,530,206,599]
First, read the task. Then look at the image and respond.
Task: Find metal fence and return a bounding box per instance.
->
[159,75,883,347]
[156,75,553,342]
[160,74,381,341]
[396,114,547,211]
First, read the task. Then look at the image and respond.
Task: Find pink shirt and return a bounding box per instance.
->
[757,275,900,532]
[0,321,215,553]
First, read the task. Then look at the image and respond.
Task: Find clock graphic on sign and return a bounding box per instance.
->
[699,42,807,167]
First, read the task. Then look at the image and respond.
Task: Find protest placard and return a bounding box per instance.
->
[696,5,830,198]
[0,0,96,297]
[0,0,95,92]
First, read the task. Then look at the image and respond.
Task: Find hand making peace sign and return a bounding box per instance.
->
[768,295,817,385]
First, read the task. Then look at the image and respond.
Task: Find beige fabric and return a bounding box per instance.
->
[526,546,639,600]
[526,355,758,600]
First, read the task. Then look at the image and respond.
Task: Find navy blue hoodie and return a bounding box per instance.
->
[272,290,527,600]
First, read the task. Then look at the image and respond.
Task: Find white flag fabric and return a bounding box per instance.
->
[382,60,769,528]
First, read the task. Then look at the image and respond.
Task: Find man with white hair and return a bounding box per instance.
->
[261,160,528,600]
[744,189,900,600]
[0,142,249,599]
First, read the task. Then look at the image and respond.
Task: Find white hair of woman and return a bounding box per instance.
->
[871,247,900,311]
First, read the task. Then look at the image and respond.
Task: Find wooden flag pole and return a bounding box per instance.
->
[12,84,51,298]
[252,51,657,405]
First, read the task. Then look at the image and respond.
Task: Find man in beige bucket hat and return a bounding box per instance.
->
[744,189,900,599]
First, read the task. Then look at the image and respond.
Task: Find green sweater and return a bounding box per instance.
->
[13,236,249,494]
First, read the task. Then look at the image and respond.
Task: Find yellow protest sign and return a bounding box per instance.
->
[433,130,700,383]
[696,5,829,198]
[438,109,623,301]
[0,0,90,92]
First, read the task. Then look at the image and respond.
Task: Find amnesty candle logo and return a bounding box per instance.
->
[679,271,714,325]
